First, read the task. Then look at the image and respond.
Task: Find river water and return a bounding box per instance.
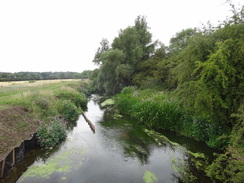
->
[1,95,216,183]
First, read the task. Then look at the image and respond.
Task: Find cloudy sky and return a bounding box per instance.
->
[0,0,241,73]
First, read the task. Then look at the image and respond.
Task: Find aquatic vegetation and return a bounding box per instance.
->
[18,147,86,182]
[144,129,179,147]
[143,128,210,182]
[143,171,158,183]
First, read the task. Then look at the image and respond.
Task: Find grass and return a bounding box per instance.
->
[0,79,88,148]
[115,87,221,148]
[0,79,82,106]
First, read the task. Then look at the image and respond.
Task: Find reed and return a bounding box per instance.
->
[115,87,219,147]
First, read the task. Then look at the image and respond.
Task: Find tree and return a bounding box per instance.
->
[93,38,110,65]
[193,38,244,126]
[96,49,125,95]
[92,16,155,95]
[168,28,197,55]
[134,16,155,61]
[112,26,143,68]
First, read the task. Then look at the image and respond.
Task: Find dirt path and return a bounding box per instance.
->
[0,106,39,160]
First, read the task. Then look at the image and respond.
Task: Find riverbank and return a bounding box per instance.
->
[114,87,244,182]
[0,106,39,160]
[0,79,88,178]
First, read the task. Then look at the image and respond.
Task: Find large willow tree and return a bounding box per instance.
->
[92,16,156,95]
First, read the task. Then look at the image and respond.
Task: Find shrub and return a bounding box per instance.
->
[56,100,79,122]
[55,89,87,110]
[37,117,67,147]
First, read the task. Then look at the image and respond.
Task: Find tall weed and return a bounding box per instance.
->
[37,117,67,147]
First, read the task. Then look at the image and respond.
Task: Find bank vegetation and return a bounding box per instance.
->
[0,79,89,159]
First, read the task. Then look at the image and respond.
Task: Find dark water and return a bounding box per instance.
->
[1,95,216,183]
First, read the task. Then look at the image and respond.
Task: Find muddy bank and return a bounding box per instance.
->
[0,106,39,161]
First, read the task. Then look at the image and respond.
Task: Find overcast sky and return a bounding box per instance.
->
[0,0,241,73]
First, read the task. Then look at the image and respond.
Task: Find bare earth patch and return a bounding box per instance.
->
[0,106,39,160]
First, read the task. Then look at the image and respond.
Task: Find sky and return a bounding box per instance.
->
[0,0,242,73]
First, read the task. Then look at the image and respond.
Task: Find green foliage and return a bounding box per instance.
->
[0,71,82,81]
[55,89,87,110]
[91,16,156,95]
[116,88,187,132]
[93,38,110,65]
[207,103,244,183]
[37,117,67,147]
[193,38,243,124]
[168,28,197,55]
[56,100,80,122]
[73,70,93,79]
[115,87,236,147]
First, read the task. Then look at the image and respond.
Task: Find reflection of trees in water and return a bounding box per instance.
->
[120,129,152,164]
[99,113,177,164]
[170,148,212,183]
[99,115,153,164]
[100,105,213,182]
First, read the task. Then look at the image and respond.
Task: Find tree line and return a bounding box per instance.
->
[0,71,92,81]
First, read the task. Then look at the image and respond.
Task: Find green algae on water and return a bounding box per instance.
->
[144,129,179,147]
[18,147,86,182]
[143,171,158,183]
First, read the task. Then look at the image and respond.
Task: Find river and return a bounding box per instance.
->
[1,95,216,183]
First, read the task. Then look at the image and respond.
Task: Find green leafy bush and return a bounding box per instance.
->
[37,117,67,147]
[207,103,244,183]
[56,100,80,122]
[55,89,87,110]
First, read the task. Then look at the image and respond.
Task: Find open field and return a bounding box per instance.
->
[0,79,84,108]
[0,79,81,87]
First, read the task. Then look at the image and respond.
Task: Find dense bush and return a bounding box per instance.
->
[56,100,80,122]
[37,117,67,147]
[55,89,87,110]
[206,104,244,183]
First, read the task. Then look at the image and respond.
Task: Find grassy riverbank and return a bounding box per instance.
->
[0,79,88,159]
[115,87,244,183]
[115,87,217,147]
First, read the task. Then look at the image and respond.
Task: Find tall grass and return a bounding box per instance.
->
[115,87,221,147]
